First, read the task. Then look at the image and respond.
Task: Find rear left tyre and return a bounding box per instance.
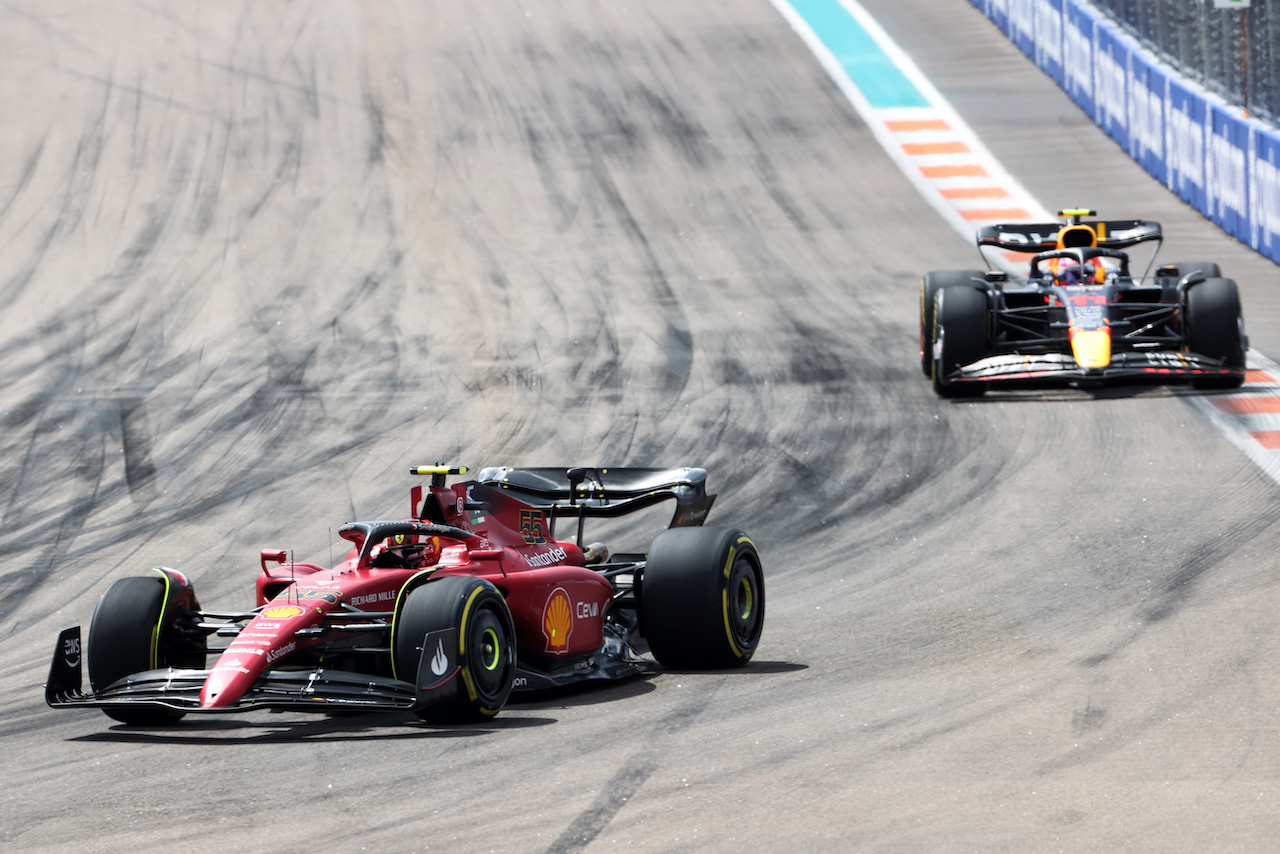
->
[641,527,764,669]
[1166,262,1222,283]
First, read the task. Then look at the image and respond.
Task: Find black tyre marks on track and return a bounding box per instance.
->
[545,682,720,853]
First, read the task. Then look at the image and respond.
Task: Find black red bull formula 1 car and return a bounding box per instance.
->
[45,465,764,725]
[921,209,1247,396]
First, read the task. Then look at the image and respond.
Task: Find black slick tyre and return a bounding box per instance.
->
[921,270,985,377]
[87,576,188,725]
[1186,277,1245,389]
[393,576,516,723]
[931,285,989,398]
[1167,262,1222,283]
[641,527,764,669]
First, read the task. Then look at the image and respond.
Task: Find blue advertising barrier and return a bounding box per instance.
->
[1009,0,1036,58]
[1033,0,1066,87]
[1207,105,1252,244]
[1127,49,1167,185]
[1092,23,1129,150]
[1254,129,1280,257]
[1062,0,1096,119]
[1166,77,1208,212]
[966,0,1280,265]
[987,0,1010,38]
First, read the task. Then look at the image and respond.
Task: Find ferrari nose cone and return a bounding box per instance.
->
[1070,329,1111,369]
[200,667,241,708]
[200,645,279,708]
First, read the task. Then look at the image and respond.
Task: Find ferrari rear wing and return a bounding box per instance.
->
[474,466,716,529]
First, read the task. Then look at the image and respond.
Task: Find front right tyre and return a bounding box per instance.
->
[931,285,989,398]
[88,576,196,725]
[921,270,986,377]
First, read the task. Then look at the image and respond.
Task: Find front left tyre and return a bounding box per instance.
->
[1182,277,1244,391]
[1185,277,1245,390]
[393,576,516,724]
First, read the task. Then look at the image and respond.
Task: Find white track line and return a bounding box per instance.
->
[768,0,1052,254]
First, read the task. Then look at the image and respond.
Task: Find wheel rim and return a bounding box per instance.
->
[725,556,762,649]
[480,627,501,671]
[736,576,754,620]
[468,606,511,701]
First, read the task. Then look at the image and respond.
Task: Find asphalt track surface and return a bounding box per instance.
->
[3,2,1280,851]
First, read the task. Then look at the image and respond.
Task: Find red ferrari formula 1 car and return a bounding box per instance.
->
[921,209,1247,396]
[45,465,764,725]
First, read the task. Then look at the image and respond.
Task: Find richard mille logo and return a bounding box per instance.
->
[430,640,448,677]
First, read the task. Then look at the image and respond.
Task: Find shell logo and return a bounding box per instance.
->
[542,587,573,654]
[261,605,305,619]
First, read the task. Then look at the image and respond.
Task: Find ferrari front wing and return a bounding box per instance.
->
[44,626,459,716]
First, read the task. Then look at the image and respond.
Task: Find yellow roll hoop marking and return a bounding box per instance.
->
[410,465,468,476]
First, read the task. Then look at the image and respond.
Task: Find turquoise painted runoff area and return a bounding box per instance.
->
[786,0,929,109]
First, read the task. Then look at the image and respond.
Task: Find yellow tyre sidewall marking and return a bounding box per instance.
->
[149,568,173,670]
[458,585,499,711]
[720,535,757,658]
[388,569,437,681]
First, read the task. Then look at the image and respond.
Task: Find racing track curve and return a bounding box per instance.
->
[2,1,1279,851]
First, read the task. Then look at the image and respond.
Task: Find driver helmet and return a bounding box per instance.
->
[370,534,442,569]
[1051,225,1105,284]
[1050,256,1108,286]
[1053,256,1086,286]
